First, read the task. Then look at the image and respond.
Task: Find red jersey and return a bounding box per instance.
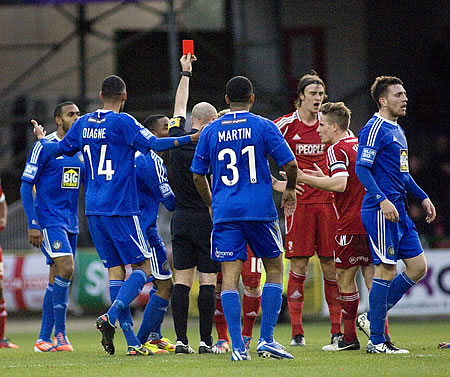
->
[327,136,365,235]
[274,110,333,204]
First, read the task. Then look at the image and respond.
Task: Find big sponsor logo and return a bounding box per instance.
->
[62,167,80,189]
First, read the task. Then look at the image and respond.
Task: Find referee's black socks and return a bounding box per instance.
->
[198,284,216,346]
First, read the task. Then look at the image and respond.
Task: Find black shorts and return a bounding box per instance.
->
[171,207,219,273]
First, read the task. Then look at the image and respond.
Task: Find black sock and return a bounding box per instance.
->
[171,284,191,345]
[198,284,216,346]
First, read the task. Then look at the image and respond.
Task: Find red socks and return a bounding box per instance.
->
[214,293,229,341]
[287,270,306,337]
[324,278,342,335]
[339,291,359,342]
[242,289,261,337]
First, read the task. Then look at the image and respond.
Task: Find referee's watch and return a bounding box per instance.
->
[180,71,192,78]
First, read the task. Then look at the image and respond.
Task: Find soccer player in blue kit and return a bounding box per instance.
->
[355,76,436,354]
[134,139,176,354]
[191,76,298,361]
[32,75,199,356]
[22,102,83,352]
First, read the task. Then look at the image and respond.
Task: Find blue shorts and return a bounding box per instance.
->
[87,215,150,268]
[211,220,283,262]
[146,226,172,282]
[41,227,77,265]
[361,202,423,265]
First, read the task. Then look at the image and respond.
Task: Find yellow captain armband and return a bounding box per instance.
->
[168,118,181,130]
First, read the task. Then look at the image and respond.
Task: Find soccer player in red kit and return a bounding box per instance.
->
[274,72,341,346]
[295,102,373,351]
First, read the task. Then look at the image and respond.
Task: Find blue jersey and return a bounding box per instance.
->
[191,110,295,224]
[41,110,159,216]
[135,150,175,234]
[21,132,84,233]
[356,113,411,210]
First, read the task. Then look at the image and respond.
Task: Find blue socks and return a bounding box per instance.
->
[137,294,169,344]
[107,269,147,325]
[387,272,415,310]
[369,278,390,345]
[109,280,140,347]
[221,290,244,351]
[53,276,70,335]
[260,283,283,343]
[39,283,54,342]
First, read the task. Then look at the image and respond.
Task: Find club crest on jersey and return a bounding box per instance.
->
[400,149,409,172]
[61,167,80,189]
[361,147,376,163]
[53,240,62,251]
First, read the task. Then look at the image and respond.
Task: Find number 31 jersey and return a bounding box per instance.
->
[191,111,294,224]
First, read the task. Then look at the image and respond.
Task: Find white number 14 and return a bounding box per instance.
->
[83,144,115,181]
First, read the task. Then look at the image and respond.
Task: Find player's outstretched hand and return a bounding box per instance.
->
[278,171,305,195]
[422,198,436,223]
[380,199,399,222]
[180,53,197,72]
[281,188,297,217]
[438,342,449,349]
[31,119,46,140]
[302,163,325,177]
[28,228,43,248]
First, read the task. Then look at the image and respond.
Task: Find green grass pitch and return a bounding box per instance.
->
[1,318,449,377]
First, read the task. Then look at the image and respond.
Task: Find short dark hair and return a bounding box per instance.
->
[143,114,166,131]
[320,102,351,131]
[54,101,76,119]
[101,75,126,100]
[295,70,326,108]
[370,76,403,108]
[226,76,253,103]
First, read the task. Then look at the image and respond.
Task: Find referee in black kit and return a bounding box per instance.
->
[168,53,219,355]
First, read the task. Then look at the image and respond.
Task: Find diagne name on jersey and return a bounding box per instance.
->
[82,127,106,139]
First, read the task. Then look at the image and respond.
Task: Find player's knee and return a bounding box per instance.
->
[57,261,74,279]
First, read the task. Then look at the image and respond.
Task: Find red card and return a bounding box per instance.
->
[182,40,194,55]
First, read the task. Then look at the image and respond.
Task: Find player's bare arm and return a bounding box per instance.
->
[173,53,197,118]
[31,119,46,140]
[422,197,436,223]
[297,169,348,193]
[280,159,298,217]
[380,198,399,223]
[274,172,305,195]
[28,228,43,248]
[193,173,213,218]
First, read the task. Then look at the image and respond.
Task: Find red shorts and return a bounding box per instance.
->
[284,203,337,259]
[334,234,372,269]
[217,245,262,288]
